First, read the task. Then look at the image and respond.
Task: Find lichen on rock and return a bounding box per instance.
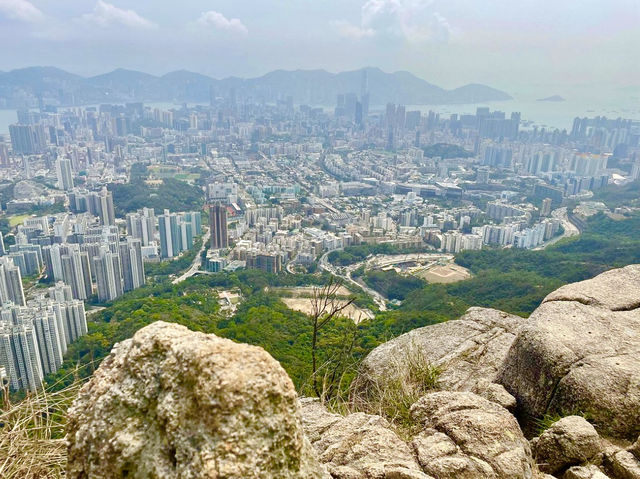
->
[66,321,328,479]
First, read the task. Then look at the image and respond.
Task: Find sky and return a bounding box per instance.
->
[0,0,638,97]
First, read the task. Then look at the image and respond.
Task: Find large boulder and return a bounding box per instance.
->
[531,416,601,474]
[354,307,526,409]
[409,391,537,478]
[67,321,328,479]
[498,265,640,440]
[300,399,432,479]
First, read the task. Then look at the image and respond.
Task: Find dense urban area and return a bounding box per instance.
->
[0,77,639,395]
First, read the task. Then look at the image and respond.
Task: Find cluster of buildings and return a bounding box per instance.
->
[0,268,87,391]
[0,89,638,390]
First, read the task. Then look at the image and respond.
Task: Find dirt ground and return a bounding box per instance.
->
[415,264,471,283]
[281,297,374,324]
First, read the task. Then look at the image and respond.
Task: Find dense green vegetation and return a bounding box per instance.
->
[362,270,426,301]
[48,271,362,393]
[110,164,204,215]
[591,180,640,208]
[328,243,432,266]
[422,143,473,159]
[380,212,640,318]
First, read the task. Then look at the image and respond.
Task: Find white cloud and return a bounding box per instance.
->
[81,1,156,29]
[0,0,44,23]
[196,11,248,35]
[334,0,452,43]
[330,20,374,40]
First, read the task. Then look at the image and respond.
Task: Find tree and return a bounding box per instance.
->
[309,277,355,398]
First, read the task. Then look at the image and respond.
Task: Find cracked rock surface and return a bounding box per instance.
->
[300,398,433,479]
[410,391,536,479]
[498,265,640,440]
[354,307,525,409]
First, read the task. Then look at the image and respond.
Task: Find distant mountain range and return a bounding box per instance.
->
[0,66,512,109]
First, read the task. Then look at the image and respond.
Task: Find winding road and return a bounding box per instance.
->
[319,252,388,311]
[172,227,210,284]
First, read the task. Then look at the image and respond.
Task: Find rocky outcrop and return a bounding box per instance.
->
[62,265,640,478]
[354,307,526,409]
[531,416,601,474]
[410,391,536,478]
[66,322,328,479]
[498,265,640,440]
[300,398,432,479]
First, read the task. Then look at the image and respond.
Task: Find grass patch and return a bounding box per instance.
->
[0,377,86,478]
[349,341,441,435]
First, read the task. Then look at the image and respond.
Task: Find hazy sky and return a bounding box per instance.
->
[0,0,638,95]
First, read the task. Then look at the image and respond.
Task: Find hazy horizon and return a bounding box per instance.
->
[0,0,638,97]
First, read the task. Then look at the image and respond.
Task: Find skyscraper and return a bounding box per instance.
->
[210,204,228,250]
[60,246,93,301]
[158,210,178,258]
[0,323,43,391]
[69,188,115,226]
[0,257,26,306]
[93,246,123,302]
[9,124,47,155]
[0,285,87,391]
[56,157,74,191]
[126,208,156,246]
[119,238,145,292]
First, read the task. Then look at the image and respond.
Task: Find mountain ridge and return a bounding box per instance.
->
[0,66,512,108]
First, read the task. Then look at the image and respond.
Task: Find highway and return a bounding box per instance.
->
[172,227,210,284]
[534,207,580,250]
[319,252,388,311]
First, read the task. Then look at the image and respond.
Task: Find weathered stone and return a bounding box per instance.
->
[411,430,495,478]
[355,307,527,405]
[498,266,640,440]
[67,321,328,479]
[479,381,518,411]
[564,465,611,479]
[299,398,343,444]
[630,437,640,459]
[410,391,536,479]
[300,400,432,479]
[532,416,601,474]
[609,450,640,479]
[544,265,640,311]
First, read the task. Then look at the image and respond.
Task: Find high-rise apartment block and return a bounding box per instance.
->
[93,246,123,302]
[68,188,116,226]
[210,204,228,250]
[119,238,145,292]
[56,157,74,191]
[126,208,156,246]
[9,123,47,155]
[0,283,87,391]
[0,257,25,306]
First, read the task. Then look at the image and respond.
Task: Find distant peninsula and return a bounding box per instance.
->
[537,95,566,102]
